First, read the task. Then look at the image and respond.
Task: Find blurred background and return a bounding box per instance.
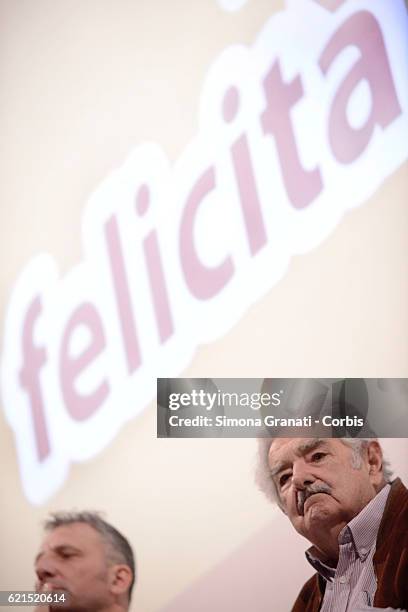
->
[1,0,407,610]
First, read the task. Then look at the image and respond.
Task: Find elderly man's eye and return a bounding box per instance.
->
[311,452,326,462]
[279,473,291,487]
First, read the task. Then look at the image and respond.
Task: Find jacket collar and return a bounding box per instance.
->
[373,478,408,564]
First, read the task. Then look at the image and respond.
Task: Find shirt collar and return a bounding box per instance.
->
[341,483,390,560]
[305,549,335,582]
[305,483,391,576]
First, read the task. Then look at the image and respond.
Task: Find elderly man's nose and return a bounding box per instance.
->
[292,461,315,489]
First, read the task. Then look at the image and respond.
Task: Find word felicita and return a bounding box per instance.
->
[1,0,407,503]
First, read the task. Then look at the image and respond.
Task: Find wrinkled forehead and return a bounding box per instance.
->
[269,437,319,456]
[267,437,343,468]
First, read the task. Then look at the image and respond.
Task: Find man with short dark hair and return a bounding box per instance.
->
[257,438,408,611]
[34,511,135,612]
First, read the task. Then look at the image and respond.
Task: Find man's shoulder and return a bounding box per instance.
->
[378,478,408,543]
[373,478,408,609]
[291,573,321,612]
[388,477,408,508]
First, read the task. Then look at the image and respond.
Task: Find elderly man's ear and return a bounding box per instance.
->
[366,441,386,489]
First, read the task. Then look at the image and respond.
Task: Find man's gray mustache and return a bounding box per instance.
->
[297,483,332,515]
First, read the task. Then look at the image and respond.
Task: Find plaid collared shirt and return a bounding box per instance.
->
[305,484,391,612]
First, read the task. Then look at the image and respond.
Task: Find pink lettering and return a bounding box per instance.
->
[105,214,142,373]
[59,302,109,420]
[224,86,267,255]
[180,167,234,299]
[19,296,50,461]
[136,185,174,343]
[261,60,323,209]
[320,11,402,164]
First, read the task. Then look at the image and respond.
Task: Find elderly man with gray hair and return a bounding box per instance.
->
[257,437,408,611]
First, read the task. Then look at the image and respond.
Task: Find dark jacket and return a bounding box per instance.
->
[291,478,408,611]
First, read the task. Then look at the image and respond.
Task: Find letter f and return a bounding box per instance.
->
[19,296,50,460]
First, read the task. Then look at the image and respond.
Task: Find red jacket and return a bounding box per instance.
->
[291,478,408,611]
